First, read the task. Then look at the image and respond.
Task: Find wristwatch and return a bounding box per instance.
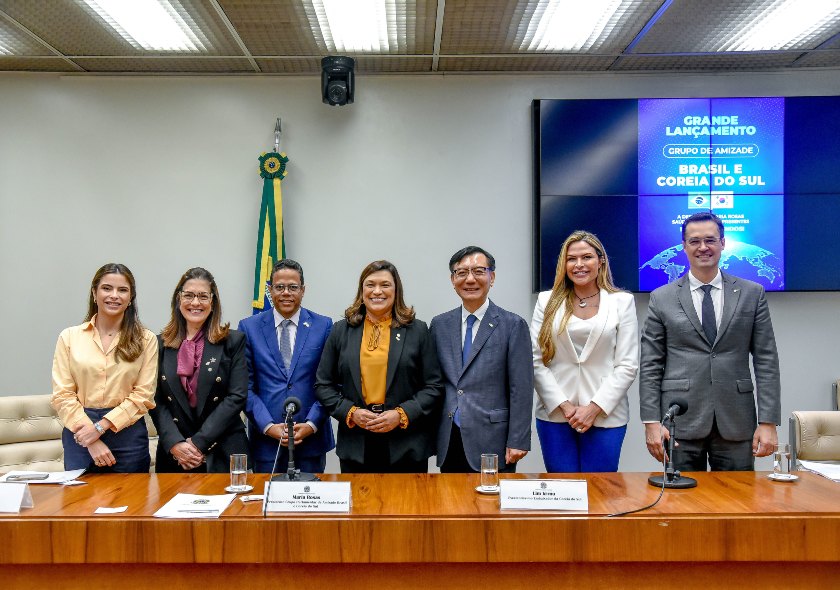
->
[93,421,105,435]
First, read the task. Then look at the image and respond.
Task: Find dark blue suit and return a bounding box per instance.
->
[430,300,533,472]
[238,307,334,472]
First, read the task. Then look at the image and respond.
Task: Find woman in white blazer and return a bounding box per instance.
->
[531,231,639,472]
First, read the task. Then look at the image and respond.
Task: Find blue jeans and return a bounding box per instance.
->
[62,408,151,473]
[536,419,626,473]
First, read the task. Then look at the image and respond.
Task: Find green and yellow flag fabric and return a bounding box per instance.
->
[252,151,289,314]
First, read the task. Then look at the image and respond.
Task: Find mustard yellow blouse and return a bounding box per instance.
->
[359,315,390,405]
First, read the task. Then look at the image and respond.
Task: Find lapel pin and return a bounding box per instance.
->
[303,321,310,328]
[488,323,494,328]
[733,289,739,293]
[210,357,217,363]
[208,367,213,372]
[396,334,401,341]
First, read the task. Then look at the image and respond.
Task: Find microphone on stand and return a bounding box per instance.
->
[648,398,697,489]
[272,396,318,482]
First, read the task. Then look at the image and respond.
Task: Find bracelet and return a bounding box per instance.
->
[93,421,105,435]
[395,407,409,429]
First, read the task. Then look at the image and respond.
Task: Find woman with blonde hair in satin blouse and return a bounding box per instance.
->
[530,231,639,472]
[51,263,157,472]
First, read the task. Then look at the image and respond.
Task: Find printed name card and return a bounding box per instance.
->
[499,479,588,511]
[0,482,34,513]
[263,481,351,513]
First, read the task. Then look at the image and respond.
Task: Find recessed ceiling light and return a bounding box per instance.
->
[307,0,397,53]
[522,0,629,52]
[81,0,206,52]
[723,0,840,51]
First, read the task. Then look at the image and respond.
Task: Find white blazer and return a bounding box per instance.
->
[530,289,639,428]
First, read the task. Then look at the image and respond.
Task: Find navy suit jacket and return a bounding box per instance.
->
[430,300,533,471]
[237,307,334,463]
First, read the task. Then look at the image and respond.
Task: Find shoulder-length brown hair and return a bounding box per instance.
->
[537,231,621,366]
[85,263,146,363]
[161,267,230,348]
[345,260,415,328]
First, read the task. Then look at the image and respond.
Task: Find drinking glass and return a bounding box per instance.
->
[229,454,248,491]
[480,453,499,491]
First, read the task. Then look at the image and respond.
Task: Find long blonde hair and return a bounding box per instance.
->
[537,231,619,366]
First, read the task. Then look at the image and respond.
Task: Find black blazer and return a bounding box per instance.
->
[151,330,249,473]
[315,319,443,465]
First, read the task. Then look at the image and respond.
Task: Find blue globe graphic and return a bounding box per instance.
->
[640,240,783,289]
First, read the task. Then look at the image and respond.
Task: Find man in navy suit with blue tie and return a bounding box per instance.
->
[430,246,533,473]
[238,259,334,473]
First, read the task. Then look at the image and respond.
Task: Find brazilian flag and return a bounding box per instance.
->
[252,152,289,314]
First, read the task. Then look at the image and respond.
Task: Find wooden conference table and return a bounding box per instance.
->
[1,471,838,589]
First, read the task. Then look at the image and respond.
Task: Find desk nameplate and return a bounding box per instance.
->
[263,481,351,513]
[499,479,588,511]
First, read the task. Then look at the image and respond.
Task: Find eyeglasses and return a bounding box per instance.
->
[451,266,493,280]
[181,291,212,303]
[685,237,721,248]
[271,283,302,294]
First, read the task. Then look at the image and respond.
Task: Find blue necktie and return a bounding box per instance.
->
[700,285,717,345]
[455,314,477,427]
[462,314,477,366]
[279,319,292,371]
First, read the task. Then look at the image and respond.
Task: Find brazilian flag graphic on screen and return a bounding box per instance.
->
[252,152,289,314]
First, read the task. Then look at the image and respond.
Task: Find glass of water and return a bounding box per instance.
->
[480,453,499,491]
[772,443,791,478]
[229,454,248,492]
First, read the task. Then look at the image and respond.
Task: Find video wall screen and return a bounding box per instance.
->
[534,96,840,293]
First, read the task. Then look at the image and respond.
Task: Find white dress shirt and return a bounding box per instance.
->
[461,299,490,348]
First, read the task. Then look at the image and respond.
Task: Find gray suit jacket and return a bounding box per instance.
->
[639,271,781,441]
[430,300,533,470]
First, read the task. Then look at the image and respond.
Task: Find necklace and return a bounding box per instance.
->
[576,292,599,308]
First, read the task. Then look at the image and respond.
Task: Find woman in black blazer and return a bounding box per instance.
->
[151,267,249,473]
[315,260,443,473]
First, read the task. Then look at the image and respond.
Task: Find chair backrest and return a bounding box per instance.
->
[789,411,840,468]
[0,394,65,472]
[0,394,160,473]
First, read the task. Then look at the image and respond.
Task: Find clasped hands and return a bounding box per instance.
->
[267,422,315,446]
[72,420,116,467]
[560,401,602,434]
[351,408,400,433]
[170,438,205,470]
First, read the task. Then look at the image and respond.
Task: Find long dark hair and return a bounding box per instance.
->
[345,260,415,328]
[85,263,146,363]
[161,267,230,348]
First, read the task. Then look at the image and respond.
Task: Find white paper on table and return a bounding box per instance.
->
[0,469,86,484]
[0,482,34,513]
[798,460,840,482]
[153,493,236,518]
[94,506,128,514]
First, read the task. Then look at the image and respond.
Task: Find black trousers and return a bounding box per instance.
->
[673,418,754,472]
[339,430,428,473]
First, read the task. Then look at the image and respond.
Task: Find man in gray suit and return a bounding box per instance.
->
[430,246,533,472]
[640,212,781,471]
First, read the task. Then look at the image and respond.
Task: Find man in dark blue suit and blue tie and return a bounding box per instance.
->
[430,246,533,473]
[238,259,334,473]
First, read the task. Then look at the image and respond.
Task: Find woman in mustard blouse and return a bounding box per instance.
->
[315,260,443,473]
[51,263,157,472]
